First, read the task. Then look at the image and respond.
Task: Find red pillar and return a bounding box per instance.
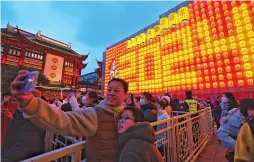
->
[42,52,47,74]
[1,44,9,64]
[61,56,66,85]
[18,47,26,66]
[72,59,78,86]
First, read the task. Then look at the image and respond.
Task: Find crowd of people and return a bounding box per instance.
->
[1,70,254,162]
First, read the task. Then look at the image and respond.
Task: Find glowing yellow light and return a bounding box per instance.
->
[244,63,251,70]
[238,80,244,86]
[246,71,253,78]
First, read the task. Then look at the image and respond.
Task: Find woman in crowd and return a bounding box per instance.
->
[125,93,139,109]
[220,92,238,118]
[160,96,172,115]
[140,92,157,123]
[156,101,170,157]
[216,98,252,162]
[117,107,163,162]
[81,90,98,108]
[234,98,254,162]
[1,95,18,145]
[212,96,222,129]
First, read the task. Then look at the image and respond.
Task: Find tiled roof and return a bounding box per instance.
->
[1,24,89,58]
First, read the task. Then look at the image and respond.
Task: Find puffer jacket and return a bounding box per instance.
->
[216,108,245,151]
[20,98,124,162]
[2,108,46,162]
[156,110,170,148]
[118,122,163,162]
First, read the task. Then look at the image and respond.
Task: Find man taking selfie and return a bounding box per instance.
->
[10,70,128,162]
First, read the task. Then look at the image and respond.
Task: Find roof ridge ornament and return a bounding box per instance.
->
[7,23,15,33]
[36,30,42,38]
[67,42,71,48]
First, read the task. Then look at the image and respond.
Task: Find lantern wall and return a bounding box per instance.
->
[104,1,254,97]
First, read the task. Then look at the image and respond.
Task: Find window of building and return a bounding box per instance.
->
[8,47,21,57]
[13,50,16,56]
[1,44,4,54]
[8,49,12,54]
[65,61,74,68]
[25,49,44,60]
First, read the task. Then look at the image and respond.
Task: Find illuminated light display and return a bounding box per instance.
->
[104,1,254,95]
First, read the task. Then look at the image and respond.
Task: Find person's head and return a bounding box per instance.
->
[140,92,153,105]
[185,91,193,98]
[106,78,128,107]
[41,96,48,102]
[156,101,165,111]
[83,91,98,104]
[99,96,104,101]
[49,99,54,104]
[239,98,254,117]
[77,97,82,104]
[125,93,135,106]
[161,96,170,106]
[117,107,144,134]
[221,92,238,108]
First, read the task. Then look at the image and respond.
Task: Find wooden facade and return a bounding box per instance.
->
[1,23,88,91]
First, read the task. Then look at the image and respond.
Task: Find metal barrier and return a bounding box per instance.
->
[21,108,214,162]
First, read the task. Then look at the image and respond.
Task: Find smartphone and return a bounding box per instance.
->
[20,71,39,92]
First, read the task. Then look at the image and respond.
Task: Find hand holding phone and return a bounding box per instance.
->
[20,71,39,92]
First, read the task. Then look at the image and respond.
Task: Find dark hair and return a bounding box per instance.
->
[185,91,193,98]
[157,101,166,109]
[142,92,153,102]
[223,92,238,110]
[127,93,135,106]
[77,98,82,104]
[87,91,99,103]
[108,78,128,93]
[121,106,144,122]
[41,96,48,102]
[49,99,54,104]
[99,96,104,101]
[135,96,140,102]
[161,98,169,107]
[240,98,254,117]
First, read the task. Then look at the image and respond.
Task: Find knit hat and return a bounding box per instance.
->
[161,96,171,104]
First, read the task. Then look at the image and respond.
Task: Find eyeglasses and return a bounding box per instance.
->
[117,115,134,123]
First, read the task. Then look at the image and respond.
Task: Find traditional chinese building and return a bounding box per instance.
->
[95,60,102,89]
[79,59,103,93]
[1,23,88,97]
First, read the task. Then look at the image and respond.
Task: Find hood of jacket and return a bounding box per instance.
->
[98,100,124,117]
[119,122,155,147]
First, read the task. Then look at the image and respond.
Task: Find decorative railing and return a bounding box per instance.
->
[21,108,214,162]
